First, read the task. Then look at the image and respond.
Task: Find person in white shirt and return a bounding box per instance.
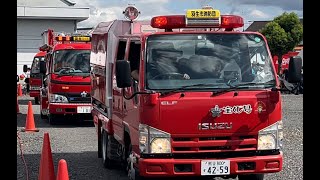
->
[24,68,31,93]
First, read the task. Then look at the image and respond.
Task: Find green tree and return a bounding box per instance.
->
[260,12,303,74]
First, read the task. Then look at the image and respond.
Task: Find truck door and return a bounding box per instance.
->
[112,39,127,143]
[123,39,141,134]
[40,53,52,113]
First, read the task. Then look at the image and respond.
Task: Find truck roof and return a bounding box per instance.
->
[53,43,91,51]
[35,51,46,57]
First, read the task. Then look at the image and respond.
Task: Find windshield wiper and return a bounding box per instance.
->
[160,83,222,96]
[57,72,74,78]
[56,67,78,78]
[212,80,276,96]
[229,80,276,88]
[82,75,90,79]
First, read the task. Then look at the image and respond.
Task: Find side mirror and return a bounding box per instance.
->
[40,61,46,74]
[23,65,28,73]
[287,56,302,83]
[116,60,132,88]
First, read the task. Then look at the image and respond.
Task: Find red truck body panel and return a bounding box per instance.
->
[273,51,300,74]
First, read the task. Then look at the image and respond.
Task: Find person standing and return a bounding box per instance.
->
[24,68,31,94]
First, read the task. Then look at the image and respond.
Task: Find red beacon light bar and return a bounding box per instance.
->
[151,8,244,31]
[55,35,91,42]
[39,34,91,51]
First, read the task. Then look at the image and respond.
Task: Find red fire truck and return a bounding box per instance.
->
[273,51,299,75]
[23,51,46,104]
[90,6,302,180]
[39,29,92,124]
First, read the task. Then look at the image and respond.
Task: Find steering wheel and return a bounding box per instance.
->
[58,67,76,74]
[152,72,185,80]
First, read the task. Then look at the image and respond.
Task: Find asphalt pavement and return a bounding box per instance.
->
[17,94,303,180]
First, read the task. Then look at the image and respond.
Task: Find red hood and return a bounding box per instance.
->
[153,91,281,136]
[30,77,42,86]
[50,74,91,93]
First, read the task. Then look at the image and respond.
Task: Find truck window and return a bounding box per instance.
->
[145,33,276,90]
[53,49,91,76]
[31,56,45,74]
[129,41,141,79]
[116,41,127,60]
[128,40,141,103]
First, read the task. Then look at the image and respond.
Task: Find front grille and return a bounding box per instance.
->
[68,96,91,103]
[172,135,257,153]
[61,93,91,103]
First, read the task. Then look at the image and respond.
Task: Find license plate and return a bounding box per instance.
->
[201,160,230,176]
[77,106,91,113]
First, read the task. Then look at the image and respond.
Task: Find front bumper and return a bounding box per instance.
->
[48,103,92,115]
[139,153,282,177]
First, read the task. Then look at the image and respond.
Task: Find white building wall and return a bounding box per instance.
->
[16,0,89,76]
[18,0,71,7]
[17,19,76,75]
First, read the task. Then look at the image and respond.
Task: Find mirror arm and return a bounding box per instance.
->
[122,90,152,100]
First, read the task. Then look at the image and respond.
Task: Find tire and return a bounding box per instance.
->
[293,84,299,95]
[238,174,264,180]
[40,111,48,119]
[48,114,57,125]
[102,130,112,168]
[299,85,303,94]
[34,97,40,104]
[98,127,102,158]
[127,144,144,180]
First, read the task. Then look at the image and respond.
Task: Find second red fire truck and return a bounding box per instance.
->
[39,29,92,124]
[23,51,47,104]
[90,6,302,180]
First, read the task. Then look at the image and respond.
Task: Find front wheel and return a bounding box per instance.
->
[238,174,264,180]
[127,144,144,180]
[40,111,48,119]
[48,114,58,125]
[102,130,112,168]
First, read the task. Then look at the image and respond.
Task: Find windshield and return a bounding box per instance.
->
[146,33,276,90]
[31,56,45,74]
[53,49,90,76]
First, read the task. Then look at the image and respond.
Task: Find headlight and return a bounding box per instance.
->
[151,138,171,153]
[139,124,171,154]
[258,121,283,150]
[49,94,68,103]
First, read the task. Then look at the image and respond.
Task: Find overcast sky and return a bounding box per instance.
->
[75,0,303,28]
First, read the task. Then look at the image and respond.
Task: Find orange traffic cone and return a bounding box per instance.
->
[21,101,39,132]
[17,96,21,114]
[18,84,23,96]
[39,132,55,180]
[56,159,69,180]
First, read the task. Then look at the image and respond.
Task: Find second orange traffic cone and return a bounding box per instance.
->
[21,101,39,132]
[17,96,21,114]
[39,132,55,180]
[56,159,69,180]
[18,84,23,96]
